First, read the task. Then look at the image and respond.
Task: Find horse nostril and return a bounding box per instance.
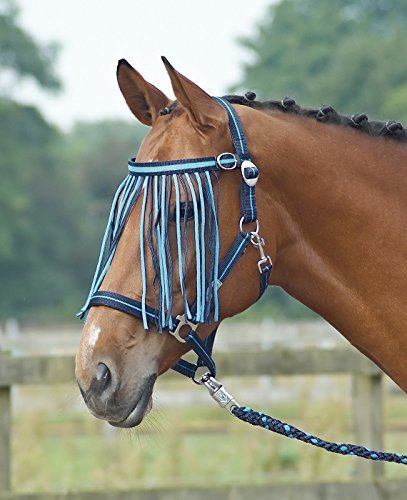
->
[94,362,112,394]
[96,362,110,381]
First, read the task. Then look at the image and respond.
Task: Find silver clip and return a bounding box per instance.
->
[169,314,198,343]
[250,230,272,274]
[200,373,239,414]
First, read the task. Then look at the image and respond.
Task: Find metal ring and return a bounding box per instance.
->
[216,152,238,170]
[239,217,259,234]
[192,367,211,385]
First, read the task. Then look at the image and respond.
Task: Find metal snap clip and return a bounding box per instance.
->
[249,226,273,274]
[200,373,239,414]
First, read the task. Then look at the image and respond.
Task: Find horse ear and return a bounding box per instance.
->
[117,59,170,126]
[161,56,224,128]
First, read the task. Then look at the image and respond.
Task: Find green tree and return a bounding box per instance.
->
[0,0,61,92]
[0,2,148,321]
[0,108,146,321]
[0,100,78,318]
[0,0,68,320]
[235,0,407,123]
[63,119,147,305]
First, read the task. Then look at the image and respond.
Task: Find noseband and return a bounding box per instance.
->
[79,98,272,379]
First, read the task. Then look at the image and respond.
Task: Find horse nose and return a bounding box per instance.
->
[77,361,116,403]
[94,362,112,394]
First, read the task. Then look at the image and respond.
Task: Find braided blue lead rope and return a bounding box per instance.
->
[232,406,407,465]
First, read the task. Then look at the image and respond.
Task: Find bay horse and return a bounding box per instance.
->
[75,57,407,428]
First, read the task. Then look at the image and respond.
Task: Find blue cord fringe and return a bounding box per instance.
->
[79,171,220,331]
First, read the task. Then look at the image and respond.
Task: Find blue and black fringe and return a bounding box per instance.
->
[79,168,220,332]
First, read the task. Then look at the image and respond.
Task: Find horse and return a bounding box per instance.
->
[75,57,407,428]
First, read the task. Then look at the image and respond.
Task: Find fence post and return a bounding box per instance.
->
[0,351,12,493]
[352,369,384,479]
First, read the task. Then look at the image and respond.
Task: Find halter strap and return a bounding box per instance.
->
[213,97,250,161]
[79,96,271,379]
[128,155,235,175]
[214,97,258,223]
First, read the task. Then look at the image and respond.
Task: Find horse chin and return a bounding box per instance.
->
[109,374,156,428]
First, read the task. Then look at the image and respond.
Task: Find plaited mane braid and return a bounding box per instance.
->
[223,92,407,142]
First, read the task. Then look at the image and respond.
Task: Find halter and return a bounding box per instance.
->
[78,97,272,379]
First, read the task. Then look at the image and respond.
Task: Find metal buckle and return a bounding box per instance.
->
[169,314,198,343]
[199,372,239,414]
[216,152,238,170]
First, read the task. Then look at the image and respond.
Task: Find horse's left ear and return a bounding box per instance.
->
[117,59,170,126]
[162,56,224,129]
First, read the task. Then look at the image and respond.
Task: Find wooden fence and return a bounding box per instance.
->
[0,347,406,499]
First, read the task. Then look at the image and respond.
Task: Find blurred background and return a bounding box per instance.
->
[1,0,407,496]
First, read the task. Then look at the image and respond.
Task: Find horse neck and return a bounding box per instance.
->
[241,106,407,389]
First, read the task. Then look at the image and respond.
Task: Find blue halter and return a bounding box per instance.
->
[78,97,272,379]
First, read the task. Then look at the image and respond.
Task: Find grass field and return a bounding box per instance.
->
[11,375,407,493]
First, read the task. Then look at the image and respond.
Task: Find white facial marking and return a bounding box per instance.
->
[87,322,101,348]
[80,321,102,365]
[77,321,102,388]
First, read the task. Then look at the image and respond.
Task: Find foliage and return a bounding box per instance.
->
[0,0,64,320]
[66,120,148,208]
[0,0,146,321]
[235,0,407,123]
[62,119,148,309]
[0,114,146,321]
[0,0,60,92]
[0,99,82,319]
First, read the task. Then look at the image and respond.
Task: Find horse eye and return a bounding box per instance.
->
[170,202,195,223]
[183,203,195,221]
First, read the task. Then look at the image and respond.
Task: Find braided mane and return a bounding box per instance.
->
[223,93,407,143]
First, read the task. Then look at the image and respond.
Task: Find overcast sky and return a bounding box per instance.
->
[17,0,273,129]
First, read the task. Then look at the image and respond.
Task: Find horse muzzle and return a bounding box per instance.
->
[76,359,157,428]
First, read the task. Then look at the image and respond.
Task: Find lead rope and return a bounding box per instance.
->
[199,373,407,466]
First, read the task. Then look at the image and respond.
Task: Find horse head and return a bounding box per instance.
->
[75,58,268,427]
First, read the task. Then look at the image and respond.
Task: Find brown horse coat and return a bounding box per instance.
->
[76,59,407,427]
